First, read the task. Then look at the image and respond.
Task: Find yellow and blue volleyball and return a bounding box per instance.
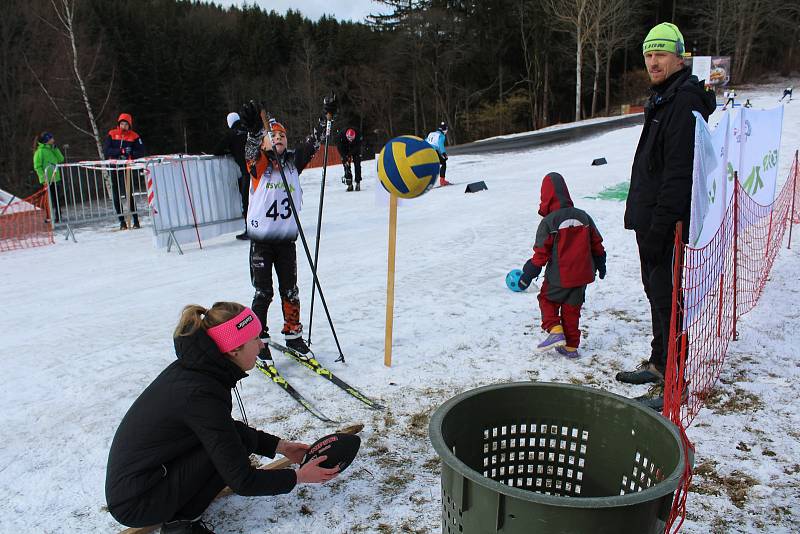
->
[377,136,440,199]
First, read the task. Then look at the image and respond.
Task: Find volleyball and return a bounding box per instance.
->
[377,136,440,199]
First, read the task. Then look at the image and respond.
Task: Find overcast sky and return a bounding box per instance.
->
[207,0,391,22]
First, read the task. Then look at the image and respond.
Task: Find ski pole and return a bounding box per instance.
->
[307,93,335,346]
[260,110,346,362]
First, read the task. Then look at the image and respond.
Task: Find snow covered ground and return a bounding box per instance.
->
[1,80,798,533]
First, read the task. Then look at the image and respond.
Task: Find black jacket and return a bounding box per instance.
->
[105,330,296,508]
[336,129,363,159]
[213,120,248,178]
[624,67,716,241]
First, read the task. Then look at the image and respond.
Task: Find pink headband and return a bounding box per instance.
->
[206,308,262,354]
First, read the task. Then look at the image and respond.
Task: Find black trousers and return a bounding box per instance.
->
[46,181,61,223]
[342,155,362,185]
[250,241,301,336]
[636,231,675,370]
[108,425,255,527]
[238,172,249,218]
[110,167,139,225]
[438,154,447,178]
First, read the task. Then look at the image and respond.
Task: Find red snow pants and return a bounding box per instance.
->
[538,292,582,348]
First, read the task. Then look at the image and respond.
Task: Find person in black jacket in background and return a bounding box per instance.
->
[336,127,363,191]
[616,23,716,410]
[105,302,338,534]
[213,112,250,240]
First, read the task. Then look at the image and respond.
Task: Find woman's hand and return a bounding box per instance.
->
[276,439,309,465]
[295,455,340,484]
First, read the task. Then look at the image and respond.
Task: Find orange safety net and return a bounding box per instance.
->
[305,145,342,169]
[0,187,55,252]
[664,151,800,531]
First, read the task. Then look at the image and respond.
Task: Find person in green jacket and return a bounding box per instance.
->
[32,132,65,223]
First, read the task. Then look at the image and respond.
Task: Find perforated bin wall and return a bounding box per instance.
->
[430,383,691,534]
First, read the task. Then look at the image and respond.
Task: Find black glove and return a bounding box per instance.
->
[239,100,266,135]
[323,94,338,116]
[518,259,542,290]
[639,229,672,264]
[441,153,448,161]
[593,253,607,279]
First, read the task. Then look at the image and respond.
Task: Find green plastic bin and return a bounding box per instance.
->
[429,382,691,534]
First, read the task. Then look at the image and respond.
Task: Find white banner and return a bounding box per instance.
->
[729,106,784,205]
[691,56,712,86]
[690,112,730,248]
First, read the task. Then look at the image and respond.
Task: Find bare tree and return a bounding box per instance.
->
[587,0,631,116]
[28,0,112,163]
[544,0,600,121]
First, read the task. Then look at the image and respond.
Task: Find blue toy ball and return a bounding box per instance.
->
[506,269,524,292]
[377,136,440,199]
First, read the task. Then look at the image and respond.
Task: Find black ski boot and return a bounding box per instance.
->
[355,181,361,191]
[616,361,664,384]
[286,337,310,355]
[235,231,249,240]
[160,518,216,534]
[346,182,354,192]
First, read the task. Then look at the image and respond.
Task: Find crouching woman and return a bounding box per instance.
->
[105,302,338,533]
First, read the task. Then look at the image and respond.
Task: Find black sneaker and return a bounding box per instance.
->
[616,361,665,384]
[285,337,310,355]
[235,231,249,240]
[161,518,216,534]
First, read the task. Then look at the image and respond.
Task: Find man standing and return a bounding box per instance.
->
[616,23,716,409]
[214,112,250,239]
[426,122,451,186]
[103,113,145,229]
[336,127,363,192]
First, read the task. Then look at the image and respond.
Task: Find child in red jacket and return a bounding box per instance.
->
[518,172,606,358]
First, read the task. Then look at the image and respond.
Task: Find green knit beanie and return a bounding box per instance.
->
[642,22,685,56]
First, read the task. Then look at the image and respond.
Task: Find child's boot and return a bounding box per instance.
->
[536,325,566,351]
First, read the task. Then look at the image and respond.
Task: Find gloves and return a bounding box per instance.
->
[239,100,266,135]
[441,153,448,161]
[323,94,338,116]
[518,259,542,290]
[639,229,672,264]
[593,253,607,280]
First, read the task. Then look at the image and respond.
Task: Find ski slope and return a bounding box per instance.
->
[1,80,798,533]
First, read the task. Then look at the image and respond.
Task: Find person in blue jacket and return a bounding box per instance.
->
[426,122,451,186]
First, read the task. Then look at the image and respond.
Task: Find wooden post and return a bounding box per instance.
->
[384,193,398,367]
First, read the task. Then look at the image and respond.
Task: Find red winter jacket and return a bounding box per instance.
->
[532,172,605,289]
[102,113,145,160]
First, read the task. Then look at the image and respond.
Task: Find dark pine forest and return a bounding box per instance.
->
[2,0,798,195]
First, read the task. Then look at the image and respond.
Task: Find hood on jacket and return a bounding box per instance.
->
[538,172,574,216]
[650,67,716,117]
[117,113,134,126]
[173,329,247,388]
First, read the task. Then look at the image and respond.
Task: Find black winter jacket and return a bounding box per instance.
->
[336,129,363,159]
[213,120,248,178]
[105,330,296,508]
[624,67,716,242]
